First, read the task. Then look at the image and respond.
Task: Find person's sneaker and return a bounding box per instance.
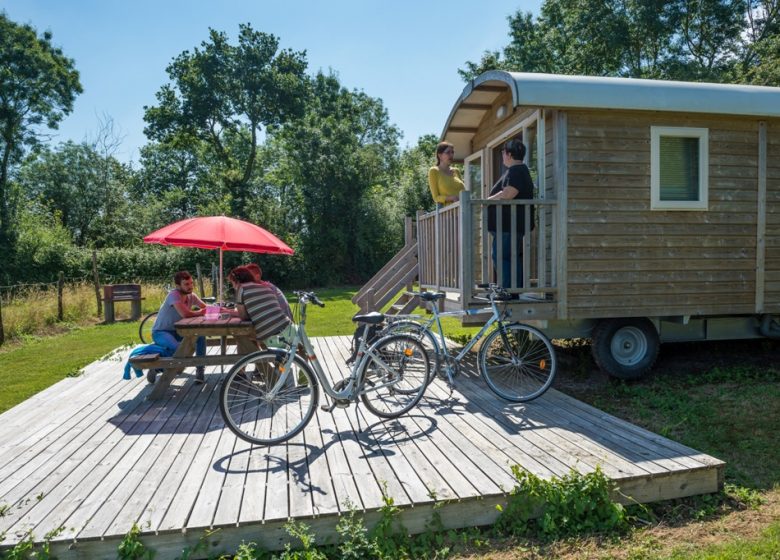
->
[195,367,206,383]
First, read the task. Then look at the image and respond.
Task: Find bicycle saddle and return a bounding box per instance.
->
[418,292,446,302]
[352,311,385,324]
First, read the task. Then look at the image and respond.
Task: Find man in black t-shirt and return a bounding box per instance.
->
[487,139,535,289]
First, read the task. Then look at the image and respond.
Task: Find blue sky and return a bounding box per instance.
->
[2,0,542,163]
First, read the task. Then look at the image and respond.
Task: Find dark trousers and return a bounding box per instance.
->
[491,232,522,289]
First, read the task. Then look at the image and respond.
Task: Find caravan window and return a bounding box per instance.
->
[651,126,709,210]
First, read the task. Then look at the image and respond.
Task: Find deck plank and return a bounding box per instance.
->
[319,336,433,508]
[0,335,725,556]
[133,382,220,533]
[79,380,208,539]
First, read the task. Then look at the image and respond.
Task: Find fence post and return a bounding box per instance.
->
[196,263,205,297]
[404,216,413,248]
[92,250,102,316]
[0,290,4,345]
[57,271,65,321]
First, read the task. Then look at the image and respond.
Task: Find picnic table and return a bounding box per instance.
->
[131,316,258,400]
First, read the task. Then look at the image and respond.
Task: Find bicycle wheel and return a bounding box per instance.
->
[138,311,157,344]
[360,334,429,418]
[478,323,557,402]
[220,350,319,446]
[383,320,440,384]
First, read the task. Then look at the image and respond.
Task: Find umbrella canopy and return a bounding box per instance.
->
[143,216,294,255]
[143,216,294,302]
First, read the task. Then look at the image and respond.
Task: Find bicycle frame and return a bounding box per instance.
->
[266,297,406,402]
[393,291,513,363]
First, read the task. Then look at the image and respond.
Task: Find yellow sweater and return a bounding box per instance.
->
[428,166,465,205]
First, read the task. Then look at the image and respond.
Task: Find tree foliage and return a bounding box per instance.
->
[0,12,81,245]
[143,24,309,217]
[460,0,780,85]
[397,133,439,219]
[18,141,134,247]
[271,72,403,285]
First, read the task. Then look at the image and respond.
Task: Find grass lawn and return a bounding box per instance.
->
[0,322,139,414]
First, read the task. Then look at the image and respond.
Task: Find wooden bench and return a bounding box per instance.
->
[103,284,144,323]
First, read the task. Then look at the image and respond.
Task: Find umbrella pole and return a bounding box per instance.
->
[219,249,224,304]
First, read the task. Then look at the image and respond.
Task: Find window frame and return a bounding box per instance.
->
[650,126,709,211]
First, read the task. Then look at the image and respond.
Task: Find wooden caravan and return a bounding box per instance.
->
[418,71,780,379]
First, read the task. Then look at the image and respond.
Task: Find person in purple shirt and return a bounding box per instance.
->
[152,270,207,380]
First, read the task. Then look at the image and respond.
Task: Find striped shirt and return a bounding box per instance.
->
[238,282,292,341]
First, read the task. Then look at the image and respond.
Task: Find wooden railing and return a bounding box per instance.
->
[417,202,461,292]
[417,191,558,304]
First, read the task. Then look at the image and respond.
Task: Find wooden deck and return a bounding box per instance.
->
[0,336,724,558]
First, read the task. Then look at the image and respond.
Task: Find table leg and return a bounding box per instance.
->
[236,336,259,356]
[147,336,197,401]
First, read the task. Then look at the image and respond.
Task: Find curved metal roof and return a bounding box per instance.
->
[442,71,780,158]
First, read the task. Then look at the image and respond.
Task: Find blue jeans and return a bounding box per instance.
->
[491,232,523,289]
[152,330,206,374]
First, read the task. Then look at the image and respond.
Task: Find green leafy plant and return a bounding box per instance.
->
[335,507,381,560]
[274,520,327,560]
[368,486,409,559]
[1,527,63,560]
[117,523,154,560]
[495,465,629,540]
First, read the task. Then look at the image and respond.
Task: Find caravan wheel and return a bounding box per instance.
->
[592,318,659,380]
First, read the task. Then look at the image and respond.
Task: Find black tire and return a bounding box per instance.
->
[383,320,440,384]
[360,334,429,418]
[220,350,319,446]
[478,323,557,402]
[139,311,157,344]
[592,318,659,380]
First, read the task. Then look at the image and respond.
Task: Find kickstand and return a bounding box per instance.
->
[355,402,365,434]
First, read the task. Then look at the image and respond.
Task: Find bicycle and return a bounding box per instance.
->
[384,284,557,403]
[219,290,431,446]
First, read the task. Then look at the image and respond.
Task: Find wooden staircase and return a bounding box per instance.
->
[352,218,420,315]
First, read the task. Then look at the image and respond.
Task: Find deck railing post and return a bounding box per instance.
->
[365,288,375,313]
[434,205,441,291]
[416,210,426,287]
[460,191,473,304]
[404,216,413,248]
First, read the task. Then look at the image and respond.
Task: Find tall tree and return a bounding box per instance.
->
[18,141,133,247]
[273,72,402,284]
[143,24,309,218]
[0,13,81,245]
[397,134,439,218]
[460,0,762,82]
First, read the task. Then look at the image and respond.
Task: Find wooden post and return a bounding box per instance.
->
[460,190,473,305]
[92,250,102,316]
[211,263,218,299]
[57,271,65,321]
[0,289,5,345]
[404,216,413,248]
[416,210,425,286]
[434,205,441,291]
[365,288,375,313]
[196,263,205,297]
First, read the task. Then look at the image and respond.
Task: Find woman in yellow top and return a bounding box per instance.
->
[428,142,465,205]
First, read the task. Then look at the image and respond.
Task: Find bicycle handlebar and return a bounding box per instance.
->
[294,290,326,307]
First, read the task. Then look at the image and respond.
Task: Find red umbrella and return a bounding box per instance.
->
[143,216,293,301]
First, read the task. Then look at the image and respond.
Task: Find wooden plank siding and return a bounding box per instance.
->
[565,110,763,319]
[764,120,780,310]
